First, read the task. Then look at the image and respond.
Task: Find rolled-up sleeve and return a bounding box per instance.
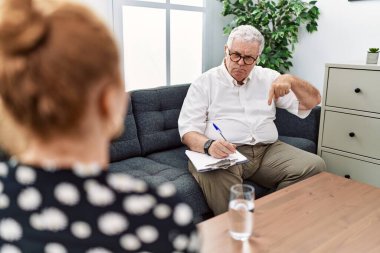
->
[276,91,311,119]
[178,80,209,139]
[269,71,311,119]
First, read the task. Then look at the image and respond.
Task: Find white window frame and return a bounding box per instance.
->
[112,0,206,86]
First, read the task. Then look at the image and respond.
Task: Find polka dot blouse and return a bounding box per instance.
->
[0,160,199,253]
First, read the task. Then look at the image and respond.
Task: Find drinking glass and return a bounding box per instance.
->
[228,184,255,241]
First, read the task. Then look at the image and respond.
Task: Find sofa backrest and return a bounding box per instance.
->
[109,99,142,162]
[0,85,321,163]
[0,98,142,163]
[131,84,190,156]
[274,107,321,144]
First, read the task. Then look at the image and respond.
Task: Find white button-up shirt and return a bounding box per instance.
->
[178,63,311,145]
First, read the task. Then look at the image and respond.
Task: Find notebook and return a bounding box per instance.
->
[185,150,249,172]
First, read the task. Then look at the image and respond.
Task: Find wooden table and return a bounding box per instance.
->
[197,172,380,253]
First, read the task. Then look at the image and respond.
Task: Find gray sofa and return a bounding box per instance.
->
[108,84,321,223]
[0,84,321,222]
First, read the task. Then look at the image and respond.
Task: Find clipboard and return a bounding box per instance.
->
[185,150,248,172]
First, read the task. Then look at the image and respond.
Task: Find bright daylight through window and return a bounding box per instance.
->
[114,0,205,91]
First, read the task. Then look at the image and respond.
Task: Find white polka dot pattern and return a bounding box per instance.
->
[71,221,92,239]
[133,179,148,193]
[30,208,68,231]
[187,231,200,252]
[123,194,156,215]
[157,182,176,198]
[84,180,115,207]
[172,234,189,251]
[54,182,80,206]
[119,234,141,251]
[73,162,102,177]
[15,166,36,185]
[44,243,67,253]
[136,225,159,244]
[17,187,42,211]
[98,212,128,236]
[85,248,112,253]
[153,204,171,219]
[173,203,193,226]
[40,160,57,172]
[0,194,9,209]
[106,173,136,193]
[8,158,18,167]
[0,162,199,252]
[0,244,21,253]
[0,218,22,241]
[106,174,147,193]
[0,163,8,177]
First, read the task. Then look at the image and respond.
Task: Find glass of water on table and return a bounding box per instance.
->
[228,184,255,241]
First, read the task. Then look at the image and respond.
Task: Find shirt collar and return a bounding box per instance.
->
[221,60,253,87]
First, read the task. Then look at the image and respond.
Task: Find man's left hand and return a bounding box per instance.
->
[268,74,293,105]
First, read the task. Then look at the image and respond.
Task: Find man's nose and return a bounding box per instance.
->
[238,58,245,65]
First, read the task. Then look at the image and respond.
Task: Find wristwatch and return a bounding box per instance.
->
[203,139,215,156]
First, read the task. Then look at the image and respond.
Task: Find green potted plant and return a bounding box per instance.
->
[366,48,379,64]
[219,0,320,73]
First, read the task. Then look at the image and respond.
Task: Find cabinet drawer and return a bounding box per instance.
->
[321,151,380,187]
[322,111,380,159]
[326,68,380,113]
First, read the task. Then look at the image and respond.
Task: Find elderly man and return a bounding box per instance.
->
[178,25,326,215]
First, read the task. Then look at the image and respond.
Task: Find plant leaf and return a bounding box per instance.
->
[219,0,320,72]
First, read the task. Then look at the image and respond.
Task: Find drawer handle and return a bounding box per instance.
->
[349,132,355,137]
[354,88,361,93]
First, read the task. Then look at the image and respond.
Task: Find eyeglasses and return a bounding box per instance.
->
[228,49,258,65]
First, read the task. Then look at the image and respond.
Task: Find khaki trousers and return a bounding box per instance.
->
[189,140,326,216]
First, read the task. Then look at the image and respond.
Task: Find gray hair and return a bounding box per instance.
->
[226,25,265,54]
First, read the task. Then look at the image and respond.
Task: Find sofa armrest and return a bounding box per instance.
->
[274,106,321,144]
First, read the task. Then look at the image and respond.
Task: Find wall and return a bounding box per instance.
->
[77,0,113,29]
[204,0,232,70]
[291,0,380,92]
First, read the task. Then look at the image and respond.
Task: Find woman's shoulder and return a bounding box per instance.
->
[0,161,199,252]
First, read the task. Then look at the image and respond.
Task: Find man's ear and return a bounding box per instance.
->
[224,45,228,56]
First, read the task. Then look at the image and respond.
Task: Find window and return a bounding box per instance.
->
[113,0,205,91]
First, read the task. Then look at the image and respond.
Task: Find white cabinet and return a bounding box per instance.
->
[318,63,380,187]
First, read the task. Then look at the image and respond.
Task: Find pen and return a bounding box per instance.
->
[212,123,227,141]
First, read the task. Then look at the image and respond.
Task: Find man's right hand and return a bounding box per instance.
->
[209,140,237,158]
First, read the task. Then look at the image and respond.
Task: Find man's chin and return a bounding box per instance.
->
[233,75,246,82]
[232,71,247,79]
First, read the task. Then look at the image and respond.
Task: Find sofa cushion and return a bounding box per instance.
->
[108,155,211,223]
[146,146,188,169]
[109,100,141,162]
[131,84,190,156]
[278,136,316,153]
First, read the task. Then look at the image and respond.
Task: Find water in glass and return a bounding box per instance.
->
[228,184,255,241]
